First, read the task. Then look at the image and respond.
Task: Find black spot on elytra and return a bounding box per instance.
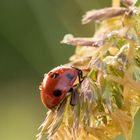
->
[53,90,62,97]
[66,73,74,80]
[50,73,59,79]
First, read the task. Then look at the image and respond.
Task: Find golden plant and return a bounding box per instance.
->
[37,0,140,140]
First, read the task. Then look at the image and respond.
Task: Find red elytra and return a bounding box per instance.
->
[39,66,79,109]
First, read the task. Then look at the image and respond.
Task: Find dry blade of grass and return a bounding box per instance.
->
[37,1,140,140]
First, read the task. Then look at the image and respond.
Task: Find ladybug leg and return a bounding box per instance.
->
[69,87,79,106]
[77,69,83,83]
[72,67,83,83]
[69,88,73,93]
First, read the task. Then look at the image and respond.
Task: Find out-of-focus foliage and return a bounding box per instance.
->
[37,2,140,140]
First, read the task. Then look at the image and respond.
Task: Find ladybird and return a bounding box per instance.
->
[39,66,83,109]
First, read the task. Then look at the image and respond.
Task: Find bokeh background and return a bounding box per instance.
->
[0,0,140,140]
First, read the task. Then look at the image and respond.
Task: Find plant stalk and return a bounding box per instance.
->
[112,0,120,7]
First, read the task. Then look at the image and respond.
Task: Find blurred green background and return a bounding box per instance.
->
[0,0,140,140]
